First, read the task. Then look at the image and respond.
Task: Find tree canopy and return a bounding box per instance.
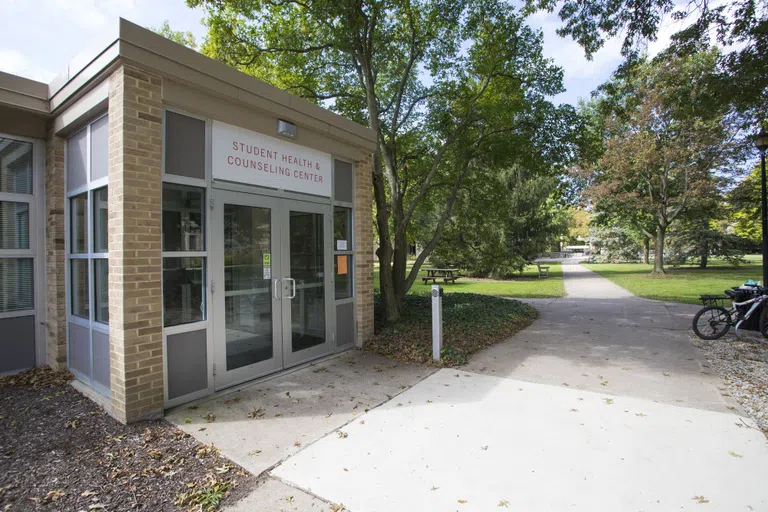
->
[190,0,582,322]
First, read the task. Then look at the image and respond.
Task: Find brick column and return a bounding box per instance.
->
[107,65,164,423]
[354,151,374,346]
[44,129,66,369]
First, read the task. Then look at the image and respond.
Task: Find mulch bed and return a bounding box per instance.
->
[0,367,253,511]
[368,292,539,366]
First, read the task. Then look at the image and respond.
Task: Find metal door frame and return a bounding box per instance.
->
[280,199,335,368]
[211,189,284,390]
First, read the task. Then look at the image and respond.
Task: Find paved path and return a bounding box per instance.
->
[270,263,768,511]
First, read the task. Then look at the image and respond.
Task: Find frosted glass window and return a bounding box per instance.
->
[67,128,88,191]
[333,159,353,203]
[0,137,32,194]
[90,115,109,180]
[165,111,205,179]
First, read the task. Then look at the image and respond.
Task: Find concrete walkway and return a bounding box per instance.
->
[268,263,768,511]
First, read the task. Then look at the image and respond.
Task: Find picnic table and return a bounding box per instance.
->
[422,268,461,284]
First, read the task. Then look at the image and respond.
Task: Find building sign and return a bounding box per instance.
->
[212,120,332,197]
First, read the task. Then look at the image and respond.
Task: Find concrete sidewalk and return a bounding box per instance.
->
[175,262,768,511]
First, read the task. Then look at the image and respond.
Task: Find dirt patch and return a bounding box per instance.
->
[368,293,538,366]
[0,368,253,511]
[693,336,768,438]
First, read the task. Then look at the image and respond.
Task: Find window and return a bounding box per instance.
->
[333,206,353,300]
[0,135,38,375]
[162,185,207,327]
[65,114,110,396]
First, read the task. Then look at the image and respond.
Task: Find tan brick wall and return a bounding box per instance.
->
[107,65,164,423]
[44,129,66,369]
[354,151,374,346]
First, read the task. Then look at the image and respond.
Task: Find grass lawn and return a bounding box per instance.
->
[583,257,764,304]
[374,262,566,298]
[368,293,539,366]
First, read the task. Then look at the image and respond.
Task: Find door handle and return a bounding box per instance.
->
[273,278,281,301]
[286,277,296,299]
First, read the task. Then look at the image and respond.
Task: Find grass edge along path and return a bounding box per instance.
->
[374,262,566,299]
[583,260,764,305]
[367,292,539,366]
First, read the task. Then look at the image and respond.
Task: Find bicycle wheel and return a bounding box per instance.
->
[692,306,731,340]
[758,303,768,338]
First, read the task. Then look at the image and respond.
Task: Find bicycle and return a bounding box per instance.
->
[692,286,768,341]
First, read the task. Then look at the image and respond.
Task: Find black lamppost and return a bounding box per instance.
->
[756,129,768,285]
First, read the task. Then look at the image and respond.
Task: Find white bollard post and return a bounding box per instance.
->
[432,284,443,362]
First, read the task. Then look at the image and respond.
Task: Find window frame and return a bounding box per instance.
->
[332,158,355,306]
[0,132,46,367]
[161,107,214,408]
[64,113,110,397]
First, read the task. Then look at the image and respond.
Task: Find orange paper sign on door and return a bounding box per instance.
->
[337,255,348,275]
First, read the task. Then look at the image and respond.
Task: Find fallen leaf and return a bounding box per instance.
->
[337,431,348,439]
[603,398,614,405]
[458,499,468,504]
[692,495,709,504]
[205,413,216,423]
[729,451,743,458]
[498,499,510,507]
[184,418,191,424]
[293,441,302,447]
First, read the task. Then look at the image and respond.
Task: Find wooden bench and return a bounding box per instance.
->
[536,262,550,278]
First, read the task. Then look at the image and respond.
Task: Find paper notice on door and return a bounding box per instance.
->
[263,266,271,279]
[337,255,348,275]
[263,253,271,266]
[336,240,348,251]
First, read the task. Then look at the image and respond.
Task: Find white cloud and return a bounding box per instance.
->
[0,48,57,82]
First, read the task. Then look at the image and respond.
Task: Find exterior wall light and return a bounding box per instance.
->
[278,119,297,138]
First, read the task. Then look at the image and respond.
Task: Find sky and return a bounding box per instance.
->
[0,0,682,107]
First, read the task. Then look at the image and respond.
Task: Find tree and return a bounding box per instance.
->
[582,51,745,273]
[526,0,768,125]
[190,0,580,323]
[729,165,762,243]
[153,20,198,50]
[429,165,569,278]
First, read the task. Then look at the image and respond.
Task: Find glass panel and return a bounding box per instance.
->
[162,185,204,252]
[163,257,205,327]
[334,207,351,251]
[0,201,29,249]
[67,127,88,192]
[70,259,89,319]
[0,258,33,313]
[335,254,353,300]
[289,210,325,352]
[93,187,108,253]
[0,137,32,195]
[94,259,109,324]
[333,159,353,203]
[165,111,206,179]
[223,204,273,370]
[70,194,87,254]
[90,115,109,181]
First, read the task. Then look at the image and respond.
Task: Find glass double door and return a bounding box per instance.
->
[212,190,332,389]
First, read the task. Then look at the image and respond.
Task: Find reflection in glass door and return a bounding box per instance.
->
[224,204,274,369]
[214,192,282,389]
[282,202,332,367]
[288,211,325,352]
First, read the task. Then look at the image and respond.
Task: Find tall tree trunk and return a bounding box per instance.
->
[372,154,401,324]
[700,239,709,269]
[653,224,666,274]
[643,238,650,264]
